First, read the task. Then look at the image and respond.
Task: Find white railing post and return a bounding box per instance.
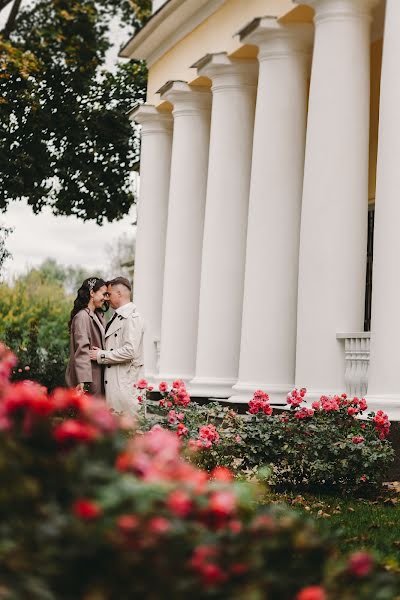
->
[337,333,371,397]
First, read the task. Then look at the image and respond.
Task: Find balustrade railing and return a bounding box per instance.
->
[336,332,370,398]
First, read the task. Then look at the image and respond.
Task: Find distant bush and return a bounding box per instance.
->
[0,264,71,389]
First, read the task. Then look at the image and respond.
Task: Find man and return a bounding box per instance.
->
[89,276,144,415]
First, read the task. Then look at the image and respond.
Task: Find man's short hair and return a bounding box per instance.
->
[107,276,132,292]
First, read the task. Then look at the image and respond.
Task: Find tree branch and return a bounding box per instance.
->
[3,0,23,38]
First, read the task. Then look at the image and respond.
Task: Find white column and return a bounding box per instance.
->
[367,0,400,420]
[131,105,172,382]
[230,19,312,404]
[158,82,211,382]
[189,54,258,397]
[294,0,378,397]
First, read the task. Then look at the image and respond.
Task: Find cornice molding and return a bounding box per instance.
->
[120,0,225,67]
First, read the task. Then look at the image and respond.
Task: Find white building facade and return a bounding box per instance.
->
[122,0,400,419]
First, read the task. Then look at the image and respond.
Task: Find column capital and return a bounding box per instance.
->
[192,53,258,93]
[158,80,211,118]
[239,17,313,62]
[130,104,173,136]
[294,0,379,24]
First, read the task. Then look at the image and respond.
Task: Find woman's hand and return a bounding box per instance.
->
[89,346,100,361]
[75,383,85,392]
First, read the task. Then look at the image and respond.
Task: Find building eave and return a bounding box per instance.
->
[119,0,226,67]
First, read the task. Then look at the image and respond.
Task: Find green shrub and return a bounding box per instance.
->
[138,382,395,494]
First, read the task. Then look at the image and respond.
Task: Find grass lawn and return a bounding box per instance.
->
[266,486,400,568]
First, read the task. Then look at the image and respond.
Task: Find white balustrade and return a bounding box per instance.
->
[336,333,370,398]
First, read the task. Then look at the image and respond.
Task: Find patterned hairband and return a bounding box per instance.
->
[87,278,97,291]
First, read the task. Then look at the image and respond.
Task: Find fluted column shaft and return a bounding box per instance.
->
[158,82,211,382]
[295,0,378,396]
[190,54,258,397]
[231,20,312,404]
[131,105,172,381]
[367,0,400,420]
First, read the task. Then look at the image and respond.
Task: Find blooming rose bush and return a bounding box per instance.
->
[0,346,398,599]
[139,382,394,493]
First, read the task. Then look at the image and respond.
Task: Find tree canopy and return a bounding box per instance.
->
[0,0,151,223]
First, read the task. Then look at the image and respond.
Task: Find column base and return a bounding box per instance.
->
[229,382,293,405]
[365,395,400,421]
[188,376,236,398]
[155,373,194,387]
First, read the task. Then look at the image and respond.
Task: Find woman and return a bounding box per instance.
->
[65,277,108,396]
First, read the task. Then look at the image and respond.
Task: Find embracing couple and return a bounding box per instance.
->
[65,276,144,415]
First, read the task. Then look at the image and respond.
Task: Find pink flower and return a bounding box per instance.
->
[348,552,374,577]
[287,389,305,408]
[199,424,220,446]
[176,422,188,437]
[208,491,236,518]
[352,436,364,444]
[294,407,314,419]
[148,517,171,534]
[360,474,367,482]
[235,435,242,443]
[358,398,368,411]
[347,406,358,416]
[320,395,340,412]
[296,587,326,600]
[172,379,185,390]
[159,381,168,393]
[167,490,192,517]
[312,401,321,410]
[137,379,148,389]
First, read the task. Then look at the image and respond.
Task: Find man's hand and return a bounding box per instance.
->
[89,346,100,361]
[76,383,85,392]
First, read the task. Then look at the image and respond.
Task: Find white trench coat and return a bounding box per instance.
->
[96,302,145,415]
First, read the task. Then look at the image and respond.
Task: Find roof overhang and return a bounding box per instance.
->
[119,0,225,66]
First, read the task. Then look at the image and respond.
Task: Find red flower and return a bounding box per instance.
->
[73,499,102,520]
[348,552,374,577]
[53,420,98,445]
[200,563,227,587]
[117,514,139,533]
[115,452,130,471]
[176,422,189,437]
[167,489,192,517]
[211,466,233,482]
[352,436,364,444]
[296,586,326,600]
[51,387,89,413]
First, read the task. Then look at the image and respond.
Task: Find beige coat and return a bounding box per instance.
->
[65,308,105,396]
[96,302,144,415]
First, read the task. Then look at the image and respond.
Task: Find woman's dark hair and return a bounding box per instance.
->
[68,277,107,331]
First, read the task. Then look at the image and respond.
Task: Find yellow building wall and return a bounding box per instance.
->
[147,0,295,105]
[369,39,382,204]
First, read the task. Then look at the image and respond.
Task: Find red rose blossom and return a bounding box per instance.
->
[296,586,326,600]
[73,499,102,520]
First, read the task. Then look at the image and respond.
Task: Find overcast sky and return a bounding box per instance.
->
[0,5,138,281]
